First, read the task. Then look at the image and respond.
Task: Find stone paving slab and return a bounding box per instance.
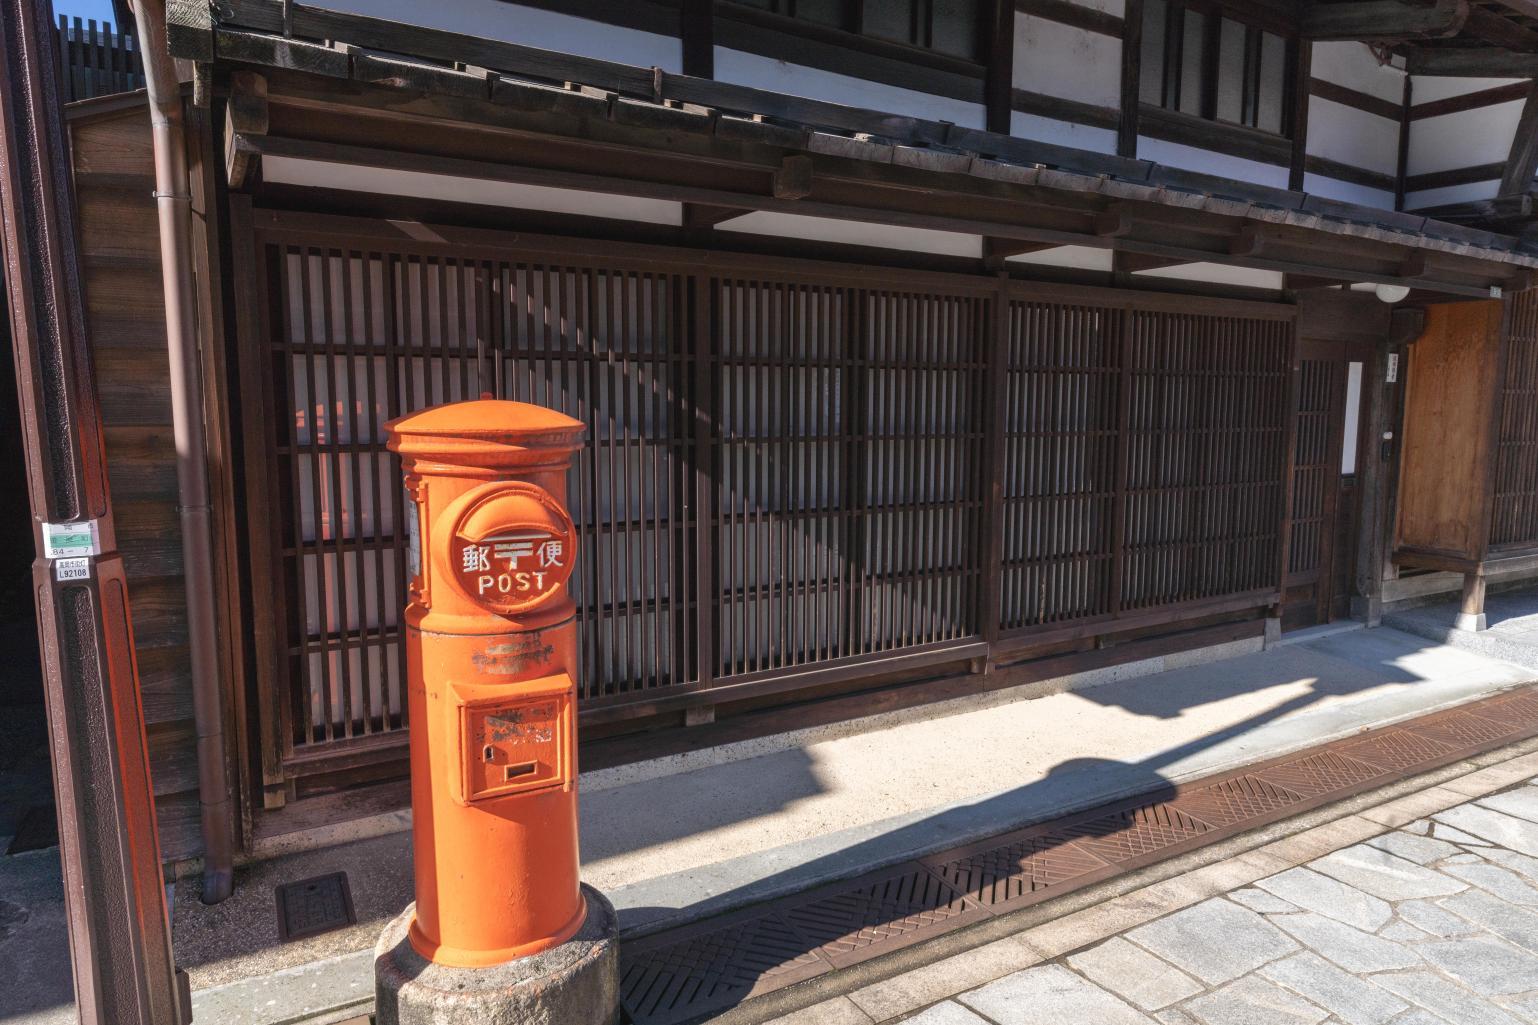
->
[795,770,1538,1025]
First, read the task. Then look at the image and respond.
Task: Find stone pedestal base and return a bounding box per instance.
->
[1455,611,1488,633]
[374,884,620,1025]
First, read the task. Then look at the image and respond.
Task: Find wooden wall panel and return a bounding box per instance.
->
[1395,300,1503,562]
[67,104,201,862]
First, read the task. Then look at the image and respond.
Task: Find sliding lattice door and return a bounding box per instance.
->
[242,216,1298,794]
[709,278,988,682]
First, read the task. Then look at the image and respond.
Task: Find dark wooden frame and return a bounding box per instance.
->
[1138,0,1299,140]
[228,206,1298,799]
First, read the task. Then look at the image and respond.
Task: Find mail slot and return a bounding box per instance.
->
[386,398,587,969]
[454,674,572,803]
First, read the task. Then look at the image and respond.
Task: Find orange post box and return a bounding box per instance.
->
[386,398,586,969]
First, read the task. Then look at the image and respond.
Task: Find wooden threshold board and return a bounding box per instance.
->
[619,682,1538,1025]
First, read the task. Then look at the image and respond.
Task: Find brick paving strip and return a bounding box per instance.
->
[619,685,1538,1025]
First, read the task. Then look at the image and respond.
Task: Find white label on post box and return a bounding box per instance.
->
[1386,352,1399,384]
[406,495,421,580]
[54,557,91,582]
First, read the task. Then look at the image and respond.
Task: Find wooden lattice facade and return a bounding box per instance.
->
[1493,288,1538,551]
[233,210,1303,798]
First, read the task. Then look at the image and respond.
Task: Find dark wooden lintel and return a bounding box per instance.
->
[243,128,1517,298]
[1302,0,1468,40]
[1406,45,1538,77]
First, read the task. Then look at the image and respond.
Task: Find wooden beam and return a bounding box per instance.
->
[1302,0,1468,40]
[1501,82,1538,196]
[1396,75,1411,211]
[1405,45,1538,77]
[986,0,1016,135]
[1487,0,1538,24]
[224,69,268,189]
[1290,39,1312,193]
[680,0,712,78]
[241,130,1515,298]
[1463,6,1538,51]
[1095,206,1133,237]
[1231,223,1267,257]
[772,154,813,200]
[682,202,749,229]
[1119,0,1143,158]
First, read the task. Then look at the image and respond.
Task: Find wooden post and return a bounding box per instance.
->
[0,0,187,1021]
[986,0,1017,137]
[978,276,1010,663]
[1458,571,1488,631]
[680,0,713,79]
[1288,39,1313,192]
[1119,0,1144,158]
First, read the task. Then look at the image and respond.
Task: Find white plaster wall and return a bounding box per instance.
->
[1137,137,1292,188]
[1404,179,1500,210]
[1012,15,1122,107]
[712,49,987,127]
[1006,245,1114,271]
[1407,100,1523,174]
[1306,98,1400,176]
[719,211,985,258]
[261,157,685,224]
[1302,172,1394,210]
[1133,262,1285,290]
[1011,112,1118,154]
[1310,42,1404,104]
[321,0,683,70]
[1411,75,1525,104]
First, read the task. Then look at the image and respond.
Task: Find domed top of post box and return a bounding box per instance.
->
[386,399,584,472]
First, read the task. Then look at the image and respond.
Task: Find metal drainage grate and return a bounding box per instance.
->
[620,684,1538,1025]
[275,872,356,943]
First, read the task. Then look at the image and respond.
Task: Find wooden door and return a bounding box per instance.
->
[1283,339,1370,629]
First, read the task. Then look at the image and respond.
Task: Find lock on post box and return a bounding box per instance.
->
[385,398,587,970]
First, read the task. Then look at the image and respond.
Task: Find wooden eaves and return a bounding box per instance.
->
[178,0,1538,298]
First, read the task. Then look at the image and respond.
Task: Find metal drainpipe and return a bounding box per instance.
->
[128,0,235,904]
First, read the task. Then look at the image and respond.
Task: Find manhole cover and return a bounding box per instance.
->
[275,872,355,943]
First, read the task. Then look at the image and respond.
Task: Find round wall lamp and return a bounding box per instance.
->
[1374,283,1411,304]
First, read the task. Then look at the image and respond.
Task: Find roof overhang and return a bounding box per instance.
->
[176,0,1538,299]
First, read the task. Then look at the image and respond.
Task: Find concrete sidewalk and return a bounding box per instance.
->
[165,622,1538,1025]
[8,619,1535,1024]
[589,624,1533,936]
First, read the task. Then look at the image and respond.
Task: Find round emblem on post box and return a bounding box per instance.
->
[447,482,576,614]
